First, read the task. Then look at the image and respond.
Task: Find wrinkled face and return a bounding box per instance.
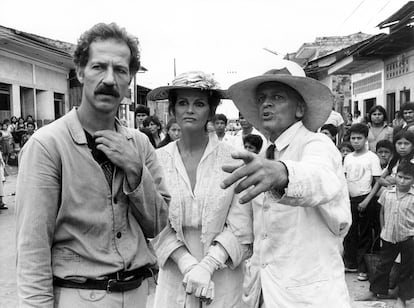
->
[340,147,353,159]
[395,171,414,192]
[371,110,384,125]
[244,142,258,154]
[255,82,304,141]
[403,109,414,124]
[350,132,366,151]
[239,115,253,130]
[395,138,413,157]
[174,89,210,133]
[76,39,131,115]
[168,123,181,141]
[376,147,392,166]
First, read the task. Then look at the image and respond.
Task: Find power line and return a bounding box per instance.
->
[340,0,368,27]
[363,0,393,29]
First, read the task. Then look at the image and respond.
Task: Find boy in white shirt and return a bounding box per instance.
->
[343,123,382,281]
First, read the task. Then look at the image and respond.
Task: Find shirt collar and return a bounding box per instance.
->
[389,186,414,195]
[67,108,132,145]
[272,121,303,151]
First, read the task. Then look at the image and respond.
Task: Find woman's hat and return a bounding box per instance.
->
[228,59,333,132]
[147,71,228,101]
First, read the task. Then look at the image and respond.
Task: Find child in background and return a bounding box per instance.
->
[376,140,394,170]
[243,134,263,154]
[338,142,354,164]
[0,151,6,210]
[320,123,338,144]
[378,130,414,189]
[343,123,382,280]
[358,161,414,307]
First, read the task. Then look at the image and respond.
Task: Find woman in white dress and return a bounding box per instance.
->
[149,71,253,308]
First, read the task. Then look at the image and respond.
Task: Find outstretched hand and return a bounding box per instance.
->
[220,151,288,204]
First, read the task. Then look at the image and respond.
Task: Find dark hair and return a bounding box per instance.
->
[376,139,394,153]
[167,89,221,120]
[142,115,162,136]
[135,105,150,116]
[397,161,414,178]
[26,122,35,129]
[387,130,414,174]
[243,134,263,153]
[73,23,140,76]
[212,113,228,125]
[10,116,17,123]
[349,123,369,137]
[338,141,354,152]
[139,127,156,148]
[368,105,388,123]
[321,124,338,137]
[400,102,414,119]
[158,118,179,148]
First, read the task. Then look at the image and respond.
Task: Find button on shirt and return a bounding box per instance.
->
[249,121,351,307]
[15,109,170,307]
[379,187,414,243]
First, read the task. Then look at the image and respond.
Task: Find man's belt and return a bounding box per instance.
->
[53,266,154,292]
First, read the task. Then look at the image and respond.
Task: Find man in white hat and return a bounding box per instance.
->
[221,60,352,307]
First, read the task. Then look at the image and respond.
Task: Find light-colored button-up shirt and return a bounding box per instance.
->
[245,121,352,308]
[16,109,170,307]
[379,186,414,243]
[152,137,253,308]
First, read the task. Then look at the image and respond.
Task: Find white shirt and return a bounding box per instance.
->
[343,151,382,197]
[245,121,352,308]
[233,127,268,155]
[325,110,345,127]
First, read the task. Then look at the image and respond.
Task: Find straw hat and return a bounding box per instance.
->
[228,59,333,132]
[147,71,228,101]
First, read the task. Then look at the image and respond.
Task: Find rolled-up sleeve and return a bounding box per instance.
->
[125,136,170,239]
[16,138,60,308]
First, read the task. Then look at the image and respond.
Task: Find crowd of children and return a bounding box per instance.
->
[0,115,36,213]
[336,107,414,307]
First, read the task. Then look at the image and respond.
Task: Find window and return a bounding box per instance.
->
[0,83,11,111]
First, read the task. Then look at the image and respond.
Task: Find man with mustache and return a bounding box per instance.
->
[16,23,170,307]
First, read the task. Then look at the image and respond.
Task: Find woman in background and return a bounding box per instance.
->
[143,115,165,148]
[367,105,393,152]
[158,118,181,148]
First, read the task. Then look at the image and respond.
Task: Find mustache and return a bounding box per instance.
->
[94,85,120,98]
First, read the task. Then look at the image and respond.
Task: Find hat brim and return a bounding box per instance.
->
[228,75,333,132]
[147,86,229,101]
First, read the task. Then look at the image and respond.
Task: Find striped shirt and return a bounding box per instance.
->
[379,187,414,243]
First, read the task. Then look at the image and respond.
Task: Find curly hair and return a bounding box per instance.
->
[73,23,140,76]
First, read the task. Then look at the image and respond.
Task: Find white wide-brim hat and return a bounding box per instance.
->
[147,71,228,101]
[228,59,333,132]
